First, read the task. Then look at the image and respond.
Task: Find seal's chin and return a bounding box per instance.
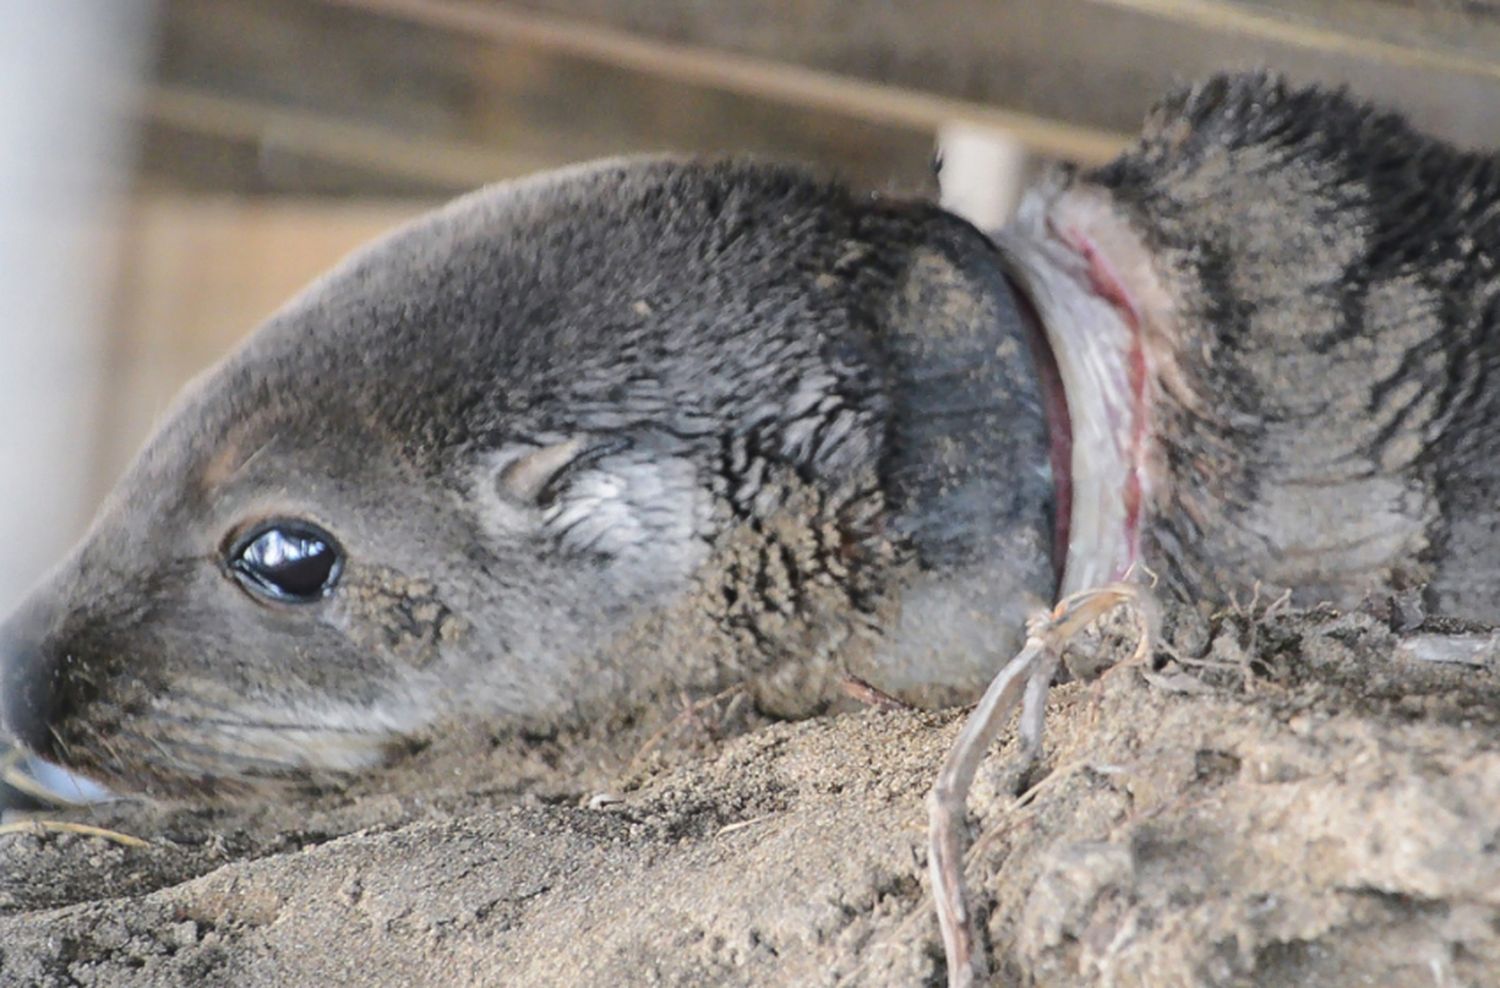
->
[995,173,1176,597]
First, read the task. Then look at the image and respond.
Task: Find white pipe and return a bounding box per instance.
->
[0,0,154,613]
[937,120,1033,231]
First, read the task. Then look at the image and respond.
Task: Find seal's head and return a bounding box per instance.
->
[0,157,1056,800]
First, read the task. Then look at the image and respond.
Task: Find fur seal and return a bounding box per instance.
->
[2,73,1497,800]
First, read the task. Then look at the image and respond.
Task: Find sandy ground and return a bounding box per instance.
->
[5,602,1500,987]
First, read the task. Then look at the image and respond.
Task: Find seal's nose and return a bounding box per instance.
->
[0,615,58,759]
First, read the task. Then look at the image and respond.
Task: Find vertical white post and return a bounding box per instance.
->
[936,121,1033,233]
[0,1,153,613]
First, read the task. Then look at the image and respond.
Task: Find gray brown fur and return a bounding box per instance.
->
[1096,75,1500,615]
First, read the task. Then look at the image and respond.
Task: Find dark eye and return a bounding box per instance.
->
[229,522,343,603]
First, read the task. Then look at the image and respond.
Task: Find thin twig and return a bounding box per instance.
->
[1,763,87,807]
[716,813,776,837]
[628,684,744,770]
[840,675,915,710]
[0,819,149,848]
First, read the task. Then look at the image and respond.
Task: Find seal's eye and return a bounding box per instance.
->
[229,522,343,603]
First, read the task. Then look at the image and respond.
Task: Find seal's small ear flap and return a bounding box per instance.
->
[497,437,588,505]
[495,435,630,508]
[478,432,709,586]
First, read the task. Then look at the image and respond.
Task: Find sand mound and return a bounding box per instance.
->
[5,605,1500,986]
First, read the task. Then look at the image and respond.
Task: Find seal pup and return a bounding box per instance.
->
[0,157,1058,798]
[3,73,1498,800]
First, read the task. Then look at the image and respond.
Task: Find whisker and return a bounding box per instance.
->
[155,693,260,718]
[113,729,305,774]
[48,724,75,760]
[147,711,386,736]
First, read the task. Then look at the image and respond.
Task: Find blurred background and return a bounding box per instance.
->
[5,0,1500,804]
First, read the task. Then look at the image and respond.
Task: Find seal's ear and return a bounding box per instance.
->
[497,437,587,505]
[476,433,709,588]
[495,436,627,508]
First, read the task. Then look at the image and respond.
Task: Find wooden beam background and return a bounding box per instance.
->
[140,0,946,196]
[138,0,1500,195]
[320,0,1500,150]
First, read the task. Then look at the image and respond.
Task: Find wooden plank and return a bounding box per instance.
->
[142,86,540,191]
[1085,0,1500,78]
[132,118,463,199]
[147,0,946,196]
[324,0,1500,152]
[142,0,1500,199]
[314,0,1129,163]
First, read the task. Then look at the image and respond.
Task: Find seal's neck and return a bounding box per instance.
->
[862,212,1060,701]
[876,212,1058,600]
[995,175,1170,596]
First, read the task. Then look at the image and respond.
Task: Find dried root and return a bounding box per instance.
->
[926,581,1156,987]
